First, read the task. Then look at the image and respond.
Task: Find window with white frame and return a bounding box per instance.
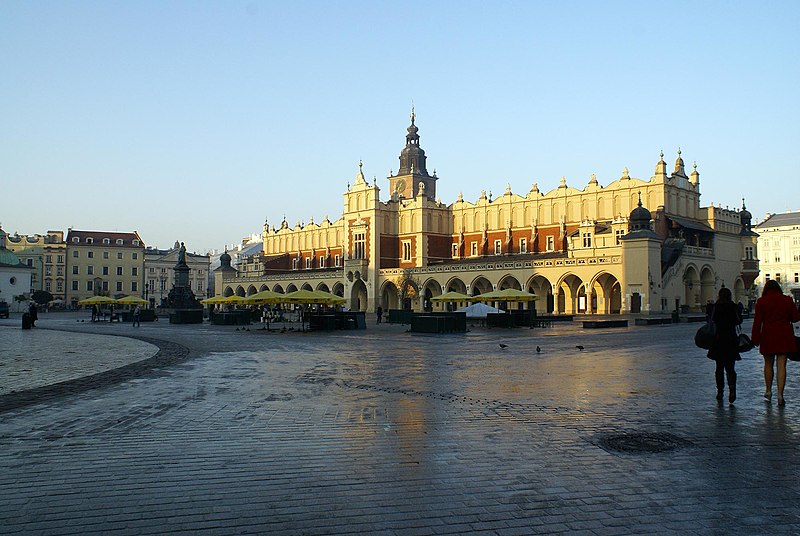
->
[745,246,754,260]
[103,238,110,244]
[131,282,138,292]
[319,256,325,268]
[87,238,93,244]
[494,240,502,255]
[118,252,123,260]
[795,273,799,283]
[73,250,78,258]
[452,243,458,257]
[86,281,93,291]
[616,229,625,245]
[57,280,63,292]
[116,239,123,245]
[87,251,93,258]
[353,232,366,260]
[72,281,78,291]
[335,254,341,267]
[519,238,527,254]
[292,258,299,270]
[102,266,109,276]
[546,236,555,251]
[402,241,412,262]
[471,242,478,256]
[116,267,123,276]
[72,265,78,275]
[132,253,137,260]
[305,257,312,269]
[103,251,109,259]
[582,232,592,248]
[72,237,79,243]
[116,282,123,292]
[132,240,140,246]
[87,266,94,275]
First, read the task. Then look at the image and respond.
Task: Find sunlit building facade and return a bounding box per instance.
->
[755,211,800,304]
[65,230,145,307]
[4,230,66,302]
[217,114,759,315]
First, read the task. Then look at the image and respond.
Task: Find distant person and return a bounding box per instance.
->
[28,303,38,327]
[376,306,383,324]
[133,305,141,328]
[752,280,800,406]
[91,305,98,322]
[707,287,742,404]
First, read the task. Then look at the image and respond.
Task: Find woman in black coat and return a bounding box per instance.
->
[707,287,742,404]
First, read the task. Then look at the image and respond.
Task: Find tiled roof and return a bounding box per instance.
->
[755,211,800,229]
[66,230,145,247]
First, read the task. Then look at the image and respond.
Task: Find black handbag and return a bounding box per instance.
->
[788,336,800,362]
[737,332,755,353]
[694,307,716,350]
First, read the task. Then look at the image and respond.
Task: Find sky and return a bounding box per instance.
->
[2,1,798,255]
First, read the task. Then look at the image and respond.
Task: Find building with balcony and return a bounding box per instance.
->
[144,243,210,308]
[215,113,759,315]
[755,211,800,304]
[65,230,145,307]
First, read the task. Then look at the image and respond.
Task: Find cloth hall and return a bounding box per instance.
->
[215,113,759,315]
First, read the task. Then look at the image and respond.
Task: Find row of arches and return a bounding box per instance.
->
[223,282,346,298]
[379,272,623,315]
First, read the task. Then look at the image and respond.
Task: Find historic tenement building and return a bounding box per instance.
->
[216,113,759,315]
[4,230,66,301]
[755,211,800,304]
[65,229,145,307]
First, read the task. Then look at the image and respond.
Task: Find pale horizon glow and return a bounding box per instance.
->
[1,1,798,254]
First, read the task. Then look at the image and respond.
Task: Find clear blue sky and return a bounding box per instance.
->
[2,1,798,254]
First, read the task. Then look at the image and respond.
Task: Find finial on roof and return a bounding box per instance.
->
[622,167,630,179]
[638,192,643,207]
[458,191,463,201]
[505,183,511,195]
[410,104,415,124]
[660,149,664,159]
[589,173,598,184]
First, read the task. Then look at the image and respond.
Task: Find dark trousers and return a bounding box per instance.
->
[715,359,737,392]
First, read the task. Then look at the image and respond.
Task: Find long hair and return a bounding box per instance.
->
[717,286,732,304]
[762,279,782,297]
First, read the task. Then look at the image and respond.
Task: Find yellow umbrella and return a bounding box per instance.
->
[221,295,247,304]
[78,296,117,305]
[430,291,472,303]
[200,295,229,305]
[471,288,538,303]
[283,289,330,304]
[242,290,284,305]
[310,290,346,305]
[116,295,149,306]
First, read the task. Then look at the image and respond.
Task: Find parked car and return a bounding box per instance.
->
[0,301,9,318]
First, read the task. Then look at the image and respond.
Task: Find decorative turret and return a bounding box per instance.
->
[673,148,686,177]
[689,161,700,186]
[740,198,753,232]
[629,193,653,233]
[654,150,667,180]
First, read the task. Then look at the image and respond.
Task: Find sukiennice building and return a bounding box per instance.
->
[214,113,759,315]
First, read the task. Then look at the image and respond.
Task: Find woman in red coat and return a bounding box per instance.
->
[751,280,800,406]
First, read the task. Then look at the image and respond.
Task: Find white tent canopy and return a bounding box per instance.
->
[456,302,505,318]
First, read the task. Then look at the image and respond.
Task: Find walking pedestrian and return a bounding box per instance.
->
[751,280,800,406]
[376,306,383,324]
[707,287,742,404]
[28,303,38,327]
[133,305,141,328]
[91,305,98,322]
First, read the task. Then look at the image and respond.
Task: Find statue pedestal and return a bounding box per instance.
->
[169,309,203,324]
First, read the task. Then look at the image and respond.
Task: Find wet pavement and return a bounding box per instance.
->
[2,311,800,535]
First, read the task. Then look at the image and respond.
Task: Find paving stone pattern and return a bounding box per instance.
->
[2,314,800,534]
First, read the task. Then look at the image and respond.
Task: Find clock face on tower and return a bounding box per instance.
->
[396,178,406,193]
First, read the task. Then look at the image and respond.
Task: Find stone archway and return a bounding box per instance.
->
[470,276,493,297]
[316,283,331,293]
[286,283,298,293]
[301,283,313,291]
[556,274,583,314]
[446,277,467,294]
[381,281,400,310]
[350,280,368,311]
[590,272,622,314]
[223,286,234,297]
[247,285,258,296]
[682,265,700,312]
[235,286,246,297]
[700,266,716,311]
[331,282,345,298]
[498,275,522,290]
[527,275,553,314]
[422,278,442,312]
[272,284,284,294]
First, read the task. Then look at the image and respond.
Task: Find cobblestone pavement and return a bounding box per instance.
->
[2,312,800,535]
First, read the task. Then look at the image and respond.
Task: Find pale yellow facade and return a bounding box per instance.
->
[65,230,145,306]
[218,117,759,316]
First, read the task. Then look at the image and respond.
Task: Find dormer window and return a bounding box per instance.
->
[86,237,93,244]
[132,240,140,246]
[103,238,110,244]
[116,239,123,245]
[72,237,79,243]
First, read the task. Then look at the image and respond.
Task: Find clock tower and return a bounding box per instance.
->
[388,110,437,200]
